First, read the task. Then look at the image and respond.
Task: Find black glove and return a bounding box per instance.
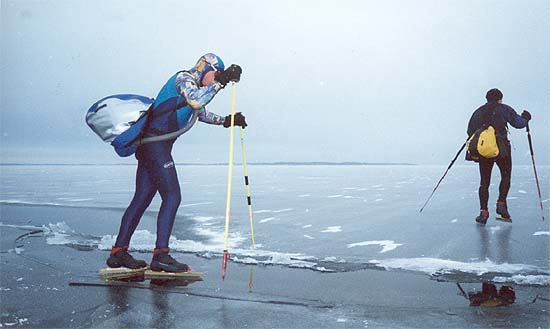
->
[216,64,242,86]
[223,112,247,128]
[521,110,531,121]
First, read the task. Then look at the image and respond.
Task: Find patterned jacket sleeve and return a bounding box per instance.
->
[175,71,223,110]
[198,108,225,125]
[176,71,225,125]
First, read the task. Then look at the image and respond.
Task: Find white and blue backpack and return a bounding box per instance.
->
[85,94,197,157]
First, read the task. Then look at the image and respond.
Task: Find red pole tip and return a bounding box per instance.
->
[222,251,230,280]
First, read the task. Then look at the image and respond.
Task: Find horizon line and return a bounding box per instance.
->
[0,161,418,166]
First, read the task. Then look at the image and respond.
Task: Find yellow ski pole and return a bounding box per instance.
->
[239,127,256,248]
[222,82,236,280]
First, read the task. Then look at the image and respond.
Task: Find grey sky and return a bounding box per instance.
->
[1,0,549,164]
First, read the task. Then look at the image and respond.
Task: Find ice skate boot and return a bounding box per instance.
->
[150,248,190,273]
[496,201,512,223]
[106,246,147,269]
[475,209,489,225]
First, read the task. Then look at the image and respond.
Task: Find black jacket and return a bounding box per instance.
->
[467,102,528,159]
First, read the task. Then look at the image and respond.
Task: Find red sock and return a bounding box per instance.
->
[111,245,128,255]
[153,247,169,255]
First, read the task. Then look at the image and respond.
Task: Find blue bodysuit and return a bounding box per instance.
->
[115,54,226,249]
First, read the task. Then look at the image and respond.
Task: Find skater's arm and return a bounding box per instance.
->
[176,72,223,110]
[198,108,225,125]
[467,111,478,137]
[501,104,528,129]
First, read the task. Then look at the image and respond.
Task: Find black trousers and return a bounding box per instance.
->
[478,156,512,210]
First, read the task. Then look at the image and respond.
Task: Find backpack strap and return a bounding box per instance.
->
[134,109,198,146]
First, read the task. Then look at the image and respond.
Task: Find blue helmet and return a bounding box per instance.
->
[187,53,225,83]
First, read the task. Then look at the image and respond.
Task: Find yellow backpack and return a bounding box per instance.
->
[466,125,499,160]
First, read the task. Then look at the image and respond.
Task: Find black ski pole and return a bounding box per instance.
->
[420,139,468,213]
[526,123,545,221]
[456,283,469,300]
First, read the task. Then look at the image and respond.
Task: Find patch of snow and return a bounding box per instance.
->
[347,240,403,253]
[493,274,550,286]
[321,226,342,233]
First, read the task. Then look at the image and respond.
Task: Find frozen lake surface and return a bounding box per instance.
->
[1,164,549,285]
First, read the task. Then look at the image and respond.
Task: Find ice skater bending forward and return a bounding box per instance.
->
[107,53,247,272]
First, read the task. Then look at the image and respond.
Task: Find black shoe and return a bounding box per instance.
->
[150,251,189,273]
[496,202,512,222]
[107,249,147,269]
[475,210,489,225]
